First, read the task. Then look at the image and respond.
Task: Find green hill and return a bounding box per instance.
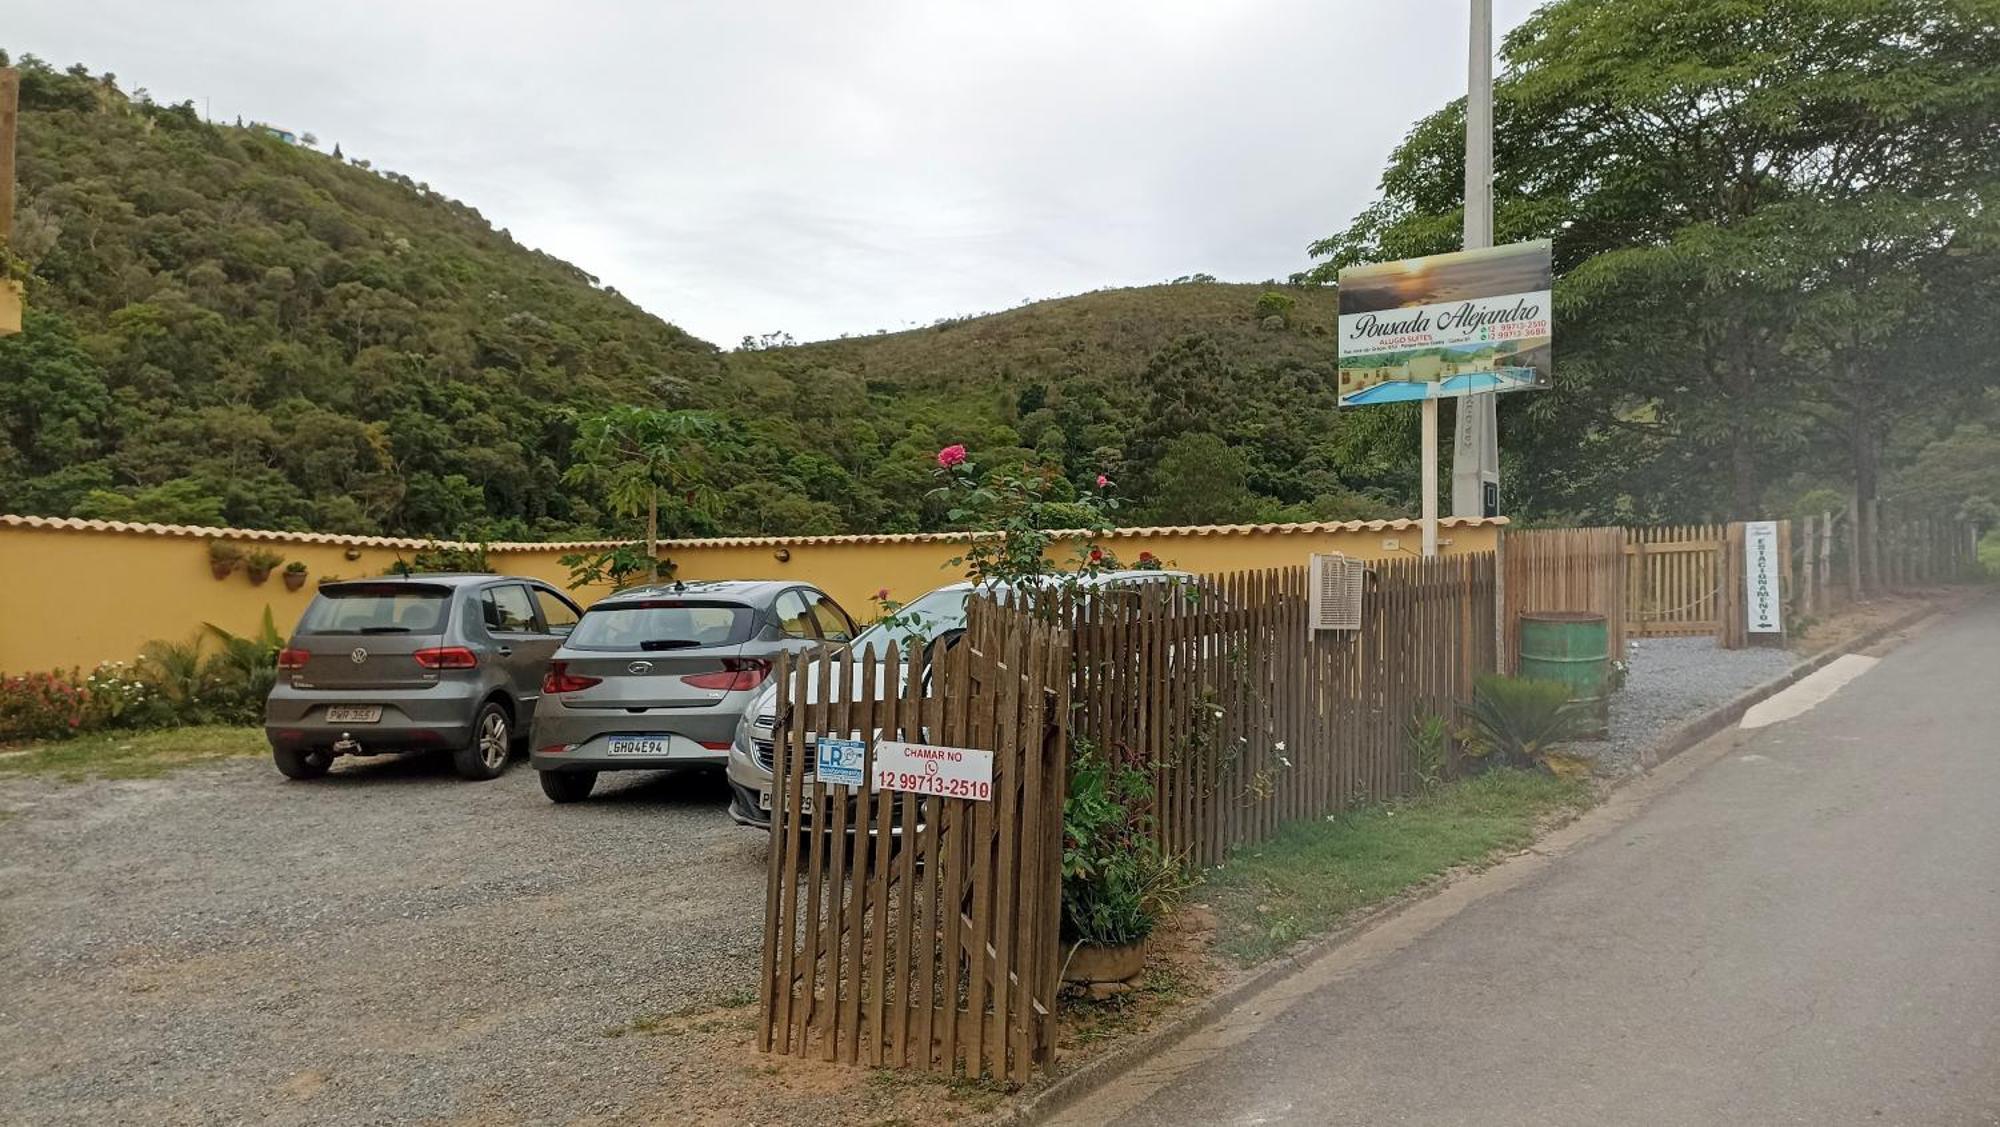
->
[0,52,1411,540]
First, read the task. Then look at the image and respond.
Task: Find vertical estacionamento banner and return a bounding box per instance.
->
[1745,521,1783,634]
[1336,240,1553,406]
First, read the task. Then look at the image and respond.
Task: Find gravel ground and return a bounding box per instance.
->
[0,752,768,1126]
[1585,636,1798,774]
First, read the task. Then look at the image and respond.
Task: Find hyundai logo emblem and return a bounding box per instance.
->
[627,660,654,675]
[350,648,368,664]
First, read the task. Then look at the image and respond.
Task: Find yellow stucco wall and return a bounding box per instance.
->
[0,519,1502,672]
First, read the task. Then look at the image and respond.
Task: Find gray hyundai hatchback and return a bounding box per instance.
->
[529,580,855,803]
[265,574,582,781]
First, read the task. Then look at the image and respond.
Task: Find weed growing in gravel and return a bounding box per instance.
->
[0,725,266,781]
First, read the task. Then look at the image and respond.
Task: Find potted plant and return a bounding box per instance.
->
[1060,738,1183,992]
[243,548,284,586]
[207,541,245,580]
[282,560,309,591]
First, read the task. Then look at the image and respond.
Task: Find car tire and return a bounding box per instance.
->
[453,702,513,781]
[539,769,597,803]
[273,745,333,780]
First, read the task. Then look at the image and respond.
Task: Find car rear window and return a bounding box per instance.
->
[566,601,757,651]
[300,585,450,634]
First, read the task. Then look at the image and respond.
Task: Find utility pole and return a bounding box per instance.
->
[1452,0,1498,519]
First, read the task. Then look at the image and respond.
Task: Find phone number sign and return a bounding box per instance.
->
[872,740,994,802]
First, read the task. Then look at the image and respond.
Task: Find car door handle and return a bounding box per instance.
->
[496,646,513,657]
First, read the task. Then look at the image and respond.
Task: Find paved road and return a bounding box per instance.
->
[1080,602,2000,1127]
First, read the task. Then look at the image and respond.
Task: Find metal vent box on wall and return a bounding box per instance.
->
[1309,553,1365,631]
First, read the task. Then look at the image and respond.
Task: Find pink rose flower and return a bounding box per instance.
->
[875,587,890,600]
[1096,474,1110,488]
[936,444,968,468]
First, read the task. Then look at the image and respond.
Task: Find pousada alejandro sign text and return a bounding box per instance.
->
[1336,239,1554,406]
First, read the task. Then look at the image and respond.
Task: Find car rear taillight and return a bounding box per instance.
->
[413,646,479,670]
[276,648,311,671]
[681,658,772,692]
[542,662,603,694]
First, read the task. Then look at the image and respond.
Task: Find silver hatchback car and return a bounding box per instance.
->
[528,580,857,803]
[265,574,583,781]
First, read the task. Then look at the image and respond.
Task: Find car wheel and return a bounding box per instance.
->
[273,745,333,780]
[539,769,597,803]
[453,702,513,781]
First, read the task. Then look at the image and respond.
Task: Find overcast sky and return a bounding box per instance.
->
[8,0,1539,347]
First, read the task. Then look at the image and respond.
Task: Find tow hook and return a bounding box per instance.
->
[332,732,363,756]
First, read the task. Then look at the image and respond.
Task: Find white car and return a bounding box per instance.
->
[723,568,1195,828]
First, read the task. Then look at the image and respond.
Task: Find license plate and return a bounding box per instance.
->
[324,705,381,724]
[606,737,671,756]
[759,790,816,816]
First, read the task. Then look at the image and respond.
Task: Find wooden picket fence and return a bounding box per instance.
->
[1501,527,1627,668]
[756,601,1070,1082]
[1066,554,1499,868]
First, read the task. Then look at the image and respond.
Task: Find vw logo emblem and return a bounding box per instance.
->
[627,660,654,675]
[350,648,368,664]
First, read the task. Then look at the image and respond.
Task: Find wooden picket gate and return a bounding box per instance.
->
[1624,525,1727,638]
[756,600,1069,1083]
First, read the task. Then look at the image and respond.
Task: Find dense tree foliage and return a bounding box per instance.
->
[0,52,1408,540]
[1304,0,2000,531]
[0,54,720,538]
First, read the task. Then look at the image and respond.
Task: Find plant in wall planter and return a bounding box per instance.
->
[282,560,309,591]
[208,541,245,580]
[243,548,285,586]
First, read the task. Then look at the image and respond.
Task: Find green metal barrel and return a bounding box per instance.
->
[1517,612,1611,738]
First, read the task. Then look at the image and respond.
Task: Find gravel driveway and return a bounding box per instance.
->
[0,752,767,1125]
[1588,636,1798,774]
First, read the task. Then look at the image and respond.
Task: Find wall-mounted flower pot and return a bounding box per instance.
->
[246,567,273,586]
[283,571,307,591]
[210,563,236,580]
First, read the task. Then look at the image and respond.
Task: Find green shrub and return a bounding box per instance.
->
[0,662,170,742]
[1061,738,1184,947]
[1462,675,1593,769]
[1409,712,1449,790]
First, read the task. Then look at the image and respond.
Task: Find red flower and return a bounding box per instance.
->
[1089,547,1105,563]
[1095,474,1110,488]
[875,587,890,600]
[936,444,968,469]
[1138,550,1155,562]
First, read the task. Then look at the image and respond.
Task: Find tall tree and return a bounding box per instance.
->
[1305,0,2000,524]
[562,407,724,581]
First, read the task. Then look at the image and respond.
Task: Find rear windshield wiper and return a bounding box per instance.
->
[358,625,414,634]
[638,638,703,651]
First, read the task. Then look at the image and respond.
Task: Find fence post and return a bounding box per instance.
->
[1799,515,1816,616]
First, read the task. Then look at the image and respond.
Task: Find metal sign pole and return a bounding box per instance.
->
[1452,0,1498,518]
[1422,396,1439,556]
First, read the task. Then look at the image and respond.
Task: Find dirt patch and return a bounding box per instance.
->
[1792,589,1974,656]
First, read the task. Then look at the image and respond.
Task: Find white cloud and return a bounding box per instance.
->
[8,0,1541,345]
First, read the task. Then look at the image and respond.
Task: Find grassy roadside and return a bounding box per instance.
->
[0,725,266,781]
[1202,769,1595,963]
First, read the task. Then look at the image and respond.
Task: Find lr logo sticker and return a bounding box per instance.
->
[814,738,866,788]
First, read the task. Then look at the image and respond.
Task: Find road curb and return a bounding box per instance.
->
[1634,599,1951,772]
[1002,595,1965,1125]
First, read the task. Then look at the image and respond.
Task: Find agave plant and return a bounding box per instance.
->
[1462,675,1593,770]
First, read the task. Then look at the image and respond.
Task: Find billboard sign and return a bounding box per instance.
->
[1336,239,1553,406]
